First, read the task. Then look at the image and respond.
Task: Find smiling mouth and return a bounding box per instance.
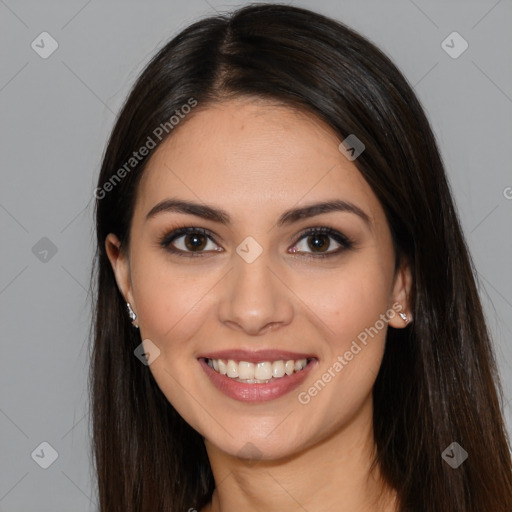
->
[203,357,315,383]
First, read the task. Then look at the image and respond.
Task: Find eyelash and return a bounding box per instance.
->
[158,225,354,260]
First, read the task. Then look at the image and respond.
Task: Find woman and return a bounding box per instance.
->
[90,4,512,511]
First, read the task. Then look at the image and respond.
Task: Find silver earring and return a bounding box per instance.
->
[398,312,412,325]
[126,302,139,328]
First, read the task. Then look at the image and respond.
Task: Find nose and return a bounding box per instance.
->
[217,251,294,336]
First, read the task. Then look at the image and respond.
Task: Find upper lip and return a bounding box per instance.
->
[198,349,316,363]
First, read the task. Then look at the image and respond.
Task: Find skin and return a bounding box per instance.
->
[106,97,412,512]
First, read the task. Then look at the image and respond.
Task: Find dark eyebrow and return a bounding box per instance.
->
[145,198,371,227]
[145,199,230,224]
[276,200,371,228]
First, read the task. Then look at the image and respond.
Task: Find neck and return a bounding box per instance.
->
[201,397,397,512]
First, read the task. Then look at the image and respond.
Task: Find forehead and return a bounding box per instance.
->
[133,98,381,227]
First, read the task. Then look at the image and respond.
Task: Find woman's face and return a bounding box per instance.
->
[106,98,411,461]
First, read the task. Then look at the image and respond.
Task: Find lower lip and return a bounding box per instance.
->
[198,358,317,402]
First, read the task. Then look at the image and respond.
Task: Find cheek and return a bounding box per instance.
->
[130,256,217,428]
[293,267,391,435]
[291,255,393,413]
[292,257,393,347]
[131,253,218,350]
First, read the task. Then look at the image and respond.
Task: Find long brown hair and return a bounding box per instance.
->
[89,4,512,511]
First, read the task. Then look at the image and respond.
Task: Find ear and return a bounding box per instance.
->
[105,233,136,314]
[388,259,413,329]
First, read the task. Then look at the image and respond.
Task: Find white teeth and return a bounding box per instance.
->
[272,360,286,378]
[226,360,239,378]
[206,357,309,381]
[255,361,273,380]
[238,361,255,380]
[218,359,227,375]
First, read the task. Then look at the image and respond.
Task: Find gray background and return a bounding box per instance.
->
[1,0,511,510]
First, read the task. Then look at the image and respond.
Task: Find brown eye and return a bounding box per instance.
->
[160,227,222,256]
[290,227,353,259]
[306,233,331,252]
[183,233,207,251]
